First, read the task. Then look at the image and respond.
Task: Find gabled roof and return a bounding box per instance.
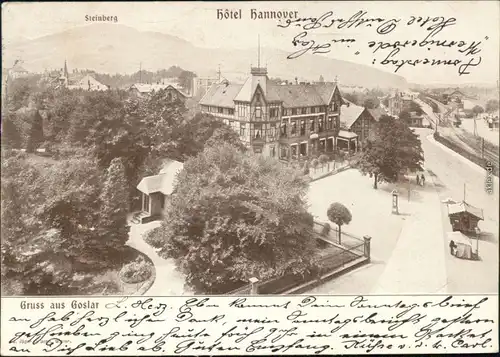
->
[137,159,184,195]
[11,65,28,73]
[368,107,386,121]
[68,75,108,91]
[267,84,325,108]
[200,77,339,109]
[199,82,242,108]
[130,83,189,97]
[340,102,365,129]
[448,201,484,220]
[313,83,338,104]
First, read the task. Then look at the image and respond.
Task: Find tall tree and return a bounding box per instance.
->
[26,110,44,153]
[1,112,22,149]
[146,143,317,293]
[99,157,130,251]
[356,115,424,189]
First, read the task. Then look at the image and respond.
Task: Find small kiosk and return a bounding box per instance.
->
[447,201,484,236]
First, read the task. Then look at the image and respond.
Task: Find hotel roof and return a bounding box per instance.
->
[199,76,339,109]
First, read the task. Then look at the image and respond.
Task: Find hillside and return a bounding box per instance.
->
[4,23,408,89]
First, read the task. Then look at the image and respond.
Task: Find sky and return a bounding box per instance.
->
[2,1,499,85]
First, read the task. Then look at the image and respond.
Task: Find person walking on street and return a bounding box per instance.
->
[449,240,456,256]
[416,174,420,186]
[421,173,426,186]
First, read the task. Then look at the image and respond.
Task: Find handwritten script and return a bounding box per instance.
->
[278,10,487,76]
[2,295,498,355]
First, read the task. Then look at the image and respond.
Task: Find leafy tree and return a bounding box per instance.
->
[178,70,196,93]
[98,158,130,253]
[327,202,352,244]
[363,98,378,109]
[356,115,424,189]
[302,160,310,175]
[399,110,412,125]
[204,125,246,152]
[485,99,499,113]
[319,154,329,171]
[1,112,22,149]
[472,105,484,117]
[26,110,44,153]
[311,158,319,172]
[147,143,317,293]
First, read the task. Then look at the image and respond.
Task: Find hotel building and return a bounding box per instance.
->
[199,66,357,160]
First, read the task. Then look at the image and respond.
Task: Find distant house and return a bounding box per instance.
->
[67,75,109,91]
[339,101,381,151]
[128,83,190,102]
[443,88,467,103]
[136,159,184,223]
[9,63,29,79]
[387,91,415,117]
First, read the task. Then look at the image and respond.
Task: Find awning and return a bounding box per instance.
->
[448,201,484,220]
[338,130,358,139]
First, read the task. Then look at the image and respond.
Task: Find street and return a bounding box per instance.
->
[417,128,499,294]
[305,128,498,295]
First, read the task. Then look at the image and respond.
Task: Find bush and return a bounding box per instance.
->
[144,226,163,248]
[321,223,331,236]
[119,257,153,284]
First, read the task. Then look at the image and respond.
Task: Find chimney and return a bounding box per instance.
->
[295,77,298,85]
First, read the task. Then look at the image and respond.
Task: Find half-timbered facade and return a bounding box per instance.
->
[199,66,344,160]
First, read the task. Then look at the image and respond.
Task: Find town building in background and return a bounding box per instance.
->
[340,101,385,151]
[8,61,30,79]
[128,82,190,101]
[387,91,419,117]
[42,61,109,91]
[199,64,346,159]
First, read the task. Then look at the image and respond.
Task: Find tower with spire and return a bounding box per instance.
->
[250,35,268,96]
[64,60,69,79]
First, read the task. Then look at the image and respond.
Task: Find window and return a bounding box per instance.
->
[218,107,224,113]
[311,107,316,114]
[269,123,277,139]
[281,120,288,137]
[229,108,235,115]
[255,107,262,119]
[270,146,275,157]
[291,121,297,135]
[300,120,306,136]
[292,108,297,115]
[318,118,324,132]
[291,145,298,157]
[254,124,262,139]
[310,119,315,132]
[240,123,246,137]
[270,108,278,117]
[280,146,287,159]
[328,117,333,130]
[301,107,307,115]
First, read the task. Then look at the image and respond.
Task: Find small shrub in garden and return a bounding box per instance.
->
[321,222,331,236]
[120,257,153,284]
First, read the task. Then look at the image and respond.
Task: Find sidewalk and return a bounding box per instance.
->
[126,218,190,295]
[370,173,448,294]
